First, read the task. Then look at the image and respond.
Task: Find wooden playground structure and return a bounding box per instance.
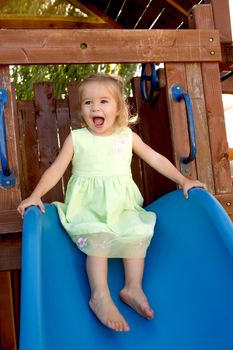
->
[0,1,232,349]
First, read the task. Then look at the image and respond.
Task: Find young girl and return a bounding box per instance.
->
[17,73,206,333]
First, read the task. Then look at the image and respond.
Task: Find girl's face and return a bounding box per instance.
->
[80,81,119,136]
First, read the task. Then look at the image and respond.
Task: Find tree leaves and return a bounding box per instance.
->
[11,64,138,99]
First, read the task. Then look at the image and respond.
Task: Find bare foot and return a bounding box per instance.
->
[120,287,154,320]
[89,291,130,332]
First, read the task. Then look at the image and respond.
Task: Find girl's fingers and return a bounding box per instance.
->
[17,198,45,218]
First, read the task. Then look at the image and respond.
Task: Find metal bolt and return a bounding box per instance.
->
[209,37,214,42]
[210,50,215,55]
[226,202,231,207]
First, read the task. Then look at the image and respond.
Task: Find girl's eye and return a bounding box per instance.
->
[84,100,91,105]
[101,100,108,104]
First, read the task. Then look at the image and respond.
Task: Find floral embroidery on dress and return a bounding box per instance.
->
[116,138,126,155]
[98,240,108,249]
[136,238,150,249]
[76,237,87,249]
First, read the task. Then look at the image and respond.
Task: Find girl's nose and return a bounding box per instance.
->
[91,102,100,111]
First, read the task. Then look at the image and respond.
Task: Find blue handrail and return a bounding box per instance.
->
[0,88,15,188]
[140,63,159,103]
[171,84,197,165]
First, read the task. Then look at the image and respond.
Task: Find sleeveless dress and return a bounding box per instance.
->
[54,127,156,258]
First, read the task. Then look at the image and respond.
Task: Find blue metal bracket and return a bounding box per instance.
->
[0,88,15,188]
[171,84,197,172]
[140,63,159,103]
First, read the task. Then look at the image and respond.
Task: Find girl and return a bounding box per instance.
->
[17,73,206,332]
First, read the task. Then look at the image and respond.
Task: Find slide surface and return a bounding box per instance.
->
[20,189,233,350]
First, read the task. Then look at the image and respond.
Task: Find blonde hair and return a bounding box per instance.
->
[77,73,135,128]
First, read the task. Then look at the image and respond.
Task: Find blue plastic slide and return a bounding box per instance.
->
[19,189,233,350]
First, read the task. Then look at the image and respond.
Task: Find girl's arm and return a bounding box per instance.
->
[17,133,74,217]
[132,132,206,198]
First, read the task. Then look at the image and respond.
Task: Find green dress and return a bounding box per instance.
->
[54,127,156,258]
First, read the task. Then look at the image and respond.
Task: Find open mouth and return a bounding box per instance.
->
[93,117,104,128]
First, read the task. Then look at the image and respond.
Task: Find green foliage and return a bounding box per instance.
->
[10,64,138,100]
[1,0,87,17]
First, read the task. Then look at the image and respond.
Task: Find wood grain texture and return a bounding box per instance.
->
[165,62,197,179]
[0,29,221,64]
[0,272,17,350]
[185,62,215,192]
[190,4,232,194]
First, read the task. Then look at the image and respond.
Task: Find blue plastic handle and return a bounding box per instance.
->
[171,84,197,165]
[140,63,159,102]
[0,88,15,188]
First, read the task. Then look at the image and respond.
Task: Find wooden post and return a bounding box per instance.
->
[189,4,232,195]
[165,63,197,179]
[0,66,22,233]
[205,0,233,43]
[190,4,233,220]
[132,77,176,205]
[0,272,17,350]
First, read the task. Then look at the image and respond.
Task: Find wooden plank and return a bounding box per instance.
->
[221,43,233,65]
[0,271,17,350]
[0,236,21,271]
[0,17,111,29]
[190,3,232,64]
[222,75,233,94]
[205,0,232,43]
[165,62,197,179]
[189,4,215,30]
[11,270,20,345]
[34,83,63,203]
[0,211,22,235]
[132,78,176,205]
[215,193,233,221]
[0,29,221,64]
[0,66,22,234]
[185,62,215,192]
[67,82,82,129]
[202,69,232,195]
[17,100,40,198]
[56,99,72,194]
[190,4,232,194]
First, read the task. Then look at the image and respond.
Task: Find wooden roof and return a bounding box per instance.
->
[85,0,203,30]
[0,0,203,29]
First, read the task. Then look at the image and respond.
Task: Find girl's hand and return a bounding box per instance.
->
[17,195,45,219]
[182,179,207,199]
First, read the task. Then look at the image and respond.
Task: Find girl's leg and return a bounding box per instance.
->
[86,256,130,331]
[120,258,154,320]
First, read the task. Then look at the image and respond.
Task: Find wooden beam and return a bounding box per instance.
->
[165,0,189,17]
[0,17,112,29]
[222,75,233,93]
[221,42,233,65]
[0,29,221,64]
[190,4,232,194]
[205,0,232,43]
